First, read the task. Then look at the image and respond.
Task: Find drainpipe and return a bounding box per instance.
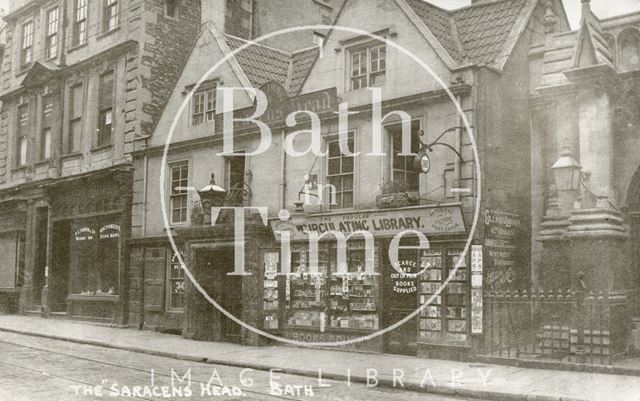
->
[454,92,463,202]
[280,129,287,210]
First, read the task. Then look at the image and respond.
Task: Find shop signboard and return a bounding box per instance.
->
[470,245,483,334]
[484,210,521,291]
[270,205,466,242]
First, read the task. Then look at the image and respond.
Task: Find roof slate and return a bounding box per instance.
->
[225,35,319,97]
[406,0,531,68]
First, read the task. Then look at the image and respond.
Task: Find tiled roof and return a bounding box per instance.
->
[224,35,319,97]
[405,0,532,68]
[404,0,464,63]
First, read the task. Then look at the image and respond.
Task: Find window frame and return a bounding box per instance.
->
[325,132,356,210]
[103,0,119,33]
[67,82,84,155]
[20,20,34,71]
[16,103,30,167]
[348,41,386,91]
[96,70,115,148]
[169,161,190,225]
[44,6,59,60]
[385,119,423,193]
[73,0,88,47]
[166,248,186,312]
[165,0,179,19]
[191,85,216,125]
[40,96,54,161]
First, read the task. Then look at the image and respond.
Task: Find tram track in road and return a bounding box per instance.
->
[0,337,304,401]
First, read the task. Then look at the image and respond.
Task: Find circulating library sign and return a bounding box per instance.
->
[271,205,466,241]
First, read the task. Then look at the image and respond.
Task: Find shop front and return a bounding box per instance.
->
[46,168,132,324]
[267,204,473,357]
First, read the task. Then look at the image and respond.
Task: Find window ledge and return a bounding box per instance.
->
[61,152,83,160]
[91,144,113,153]
[97,26,120,41]
[10,166,28,173]
[67,42,88,54]
[34,160,52,168]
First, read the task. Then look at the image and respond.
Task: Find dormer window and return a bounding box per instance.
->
[349,42,386,90]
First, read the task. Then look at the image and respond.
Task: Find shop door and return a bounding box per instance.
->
[383,246,419,355]
[214,250,243,344]
[32,208,48,308]
[49,221,70,312]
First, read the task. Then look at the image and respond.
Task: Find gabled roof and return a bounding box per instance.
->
[224,35,319,97]
[403,0,539,71]
[571,3,614,68]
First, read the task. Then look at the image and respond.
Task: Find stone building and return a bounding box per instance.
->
[0,0,201,323]
[529,0,640,356]
[131,0,566,360]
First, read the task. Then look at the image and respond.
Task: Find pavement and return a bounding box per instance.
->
[0,315,638,401]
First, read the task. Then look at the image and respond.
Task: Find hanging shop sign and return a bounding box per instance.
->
[484,210,521,291]
[271,205,465,242]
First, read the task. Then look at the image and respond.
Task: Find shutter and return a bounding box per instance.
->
[143,247,166,312]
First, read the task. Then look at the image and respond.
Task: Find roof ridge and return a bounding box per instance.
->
[449,0,524,14]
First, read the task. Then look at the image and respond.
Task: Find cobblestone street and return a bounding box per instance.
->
[0,332,485,401]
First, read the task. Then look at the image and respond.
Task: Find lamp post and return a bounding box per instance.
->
[551,147,582,212]
[197,173,227,225]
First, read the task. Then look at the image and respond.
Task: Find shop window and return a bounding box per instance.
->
[40,97,54,161]
[165,0,179,18]
[168,249,186,310]
[349,42,386,90]
[326,133,354,209]
[97,71,115,148]
[20,20,34,71]
[225,0,254,40]
[192,85,216,125]
[73,0,88,47]
[15,232,25,287]
[67,84,83,154]
[418,249,468,345]
[170,162,189,224]
[16,104,29,167]
[70,220,120,296]
[45,7,59,59]
[388,120,421,192]
[620,28,640,67]
[287,241,379,331]
[103,0,119,33]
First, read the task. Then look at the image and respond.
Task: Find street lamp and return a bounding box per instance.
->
[197,173,227,225]
[290,200,307,227]
[552,147,582,192]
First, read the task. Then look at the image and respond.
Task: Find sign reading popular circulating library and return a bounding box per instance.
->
[271,205,466,241]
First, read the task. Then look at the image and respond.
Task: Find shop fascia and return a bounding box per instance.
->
[213,86,417,158]
[207,206,432,278]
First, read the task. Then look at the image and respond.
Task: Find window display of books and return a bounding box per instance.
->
[263,251,279,330]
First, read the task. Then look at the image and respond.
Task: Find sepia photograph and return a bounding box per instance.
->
[0,0,639,400]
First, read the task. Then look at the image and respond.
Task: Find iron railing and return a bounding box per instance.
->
[481,289,634,365]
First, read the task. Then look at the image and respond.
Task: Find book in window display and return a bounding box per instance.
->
[418,249,470,345]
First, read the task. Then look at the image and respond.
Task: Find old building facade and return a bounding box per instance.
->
[130,0,565,360]
[527,0,640,359]
[0,0,201,323]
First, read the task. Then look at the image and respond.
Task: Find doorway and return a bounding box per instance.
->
[202,249,243,344]
[49,220,70,313]
[383,242,419,355]
[31,207,48,308]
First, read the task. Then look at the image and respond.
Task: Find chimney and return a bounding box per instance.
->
[201,0,226,29]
